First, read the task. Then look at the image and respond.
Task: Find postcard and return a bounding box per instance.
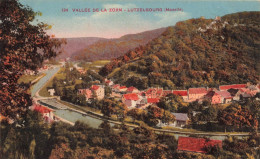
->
[1,0,259,158]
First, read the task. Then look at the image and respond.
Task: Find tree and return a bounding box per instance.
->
[218,104,258,131]
[0,0,63,120]
[127,108,145,124]
[201,106,218,122]
[100,98,127,119]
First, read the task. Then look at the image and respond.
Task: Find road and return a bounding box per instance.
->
[31,66,60,97]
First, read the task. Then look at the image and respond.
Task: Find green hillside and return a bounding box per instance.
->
[71,28,166,61]
[99,12,260,90]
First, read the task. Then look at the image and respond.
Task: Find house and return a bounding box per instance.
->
[219,84,246,91]
[122,93,140,109]
[24,69,35,75]
[188,88,207,101]
[228,88,242,101]
[215,90,233,104]
[78,88,92,100]
[204,91,221,104]
[48,88,55,96]
[78,85,105,100]
[177,137,222,153]
[105,80,114,86]
[31,104,54,123]
[112,84,120,92]
[127,86,139,94]
[172,113,189,127]
[119,86,128,93]
[91,85,105,100]
[77,68,86,74]
[173,90,188,102]
[145,88,163,98]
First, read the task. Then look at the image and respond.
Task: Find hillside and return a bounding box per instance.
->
[99,12,260,90]
[71,28,166,61]
[55,37,106,60]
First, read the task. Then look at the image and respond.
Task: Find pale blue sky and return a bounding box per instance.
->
[20,0,260,38]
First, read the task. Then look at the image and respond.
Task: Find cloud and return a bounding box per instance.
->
[154,11,191,27]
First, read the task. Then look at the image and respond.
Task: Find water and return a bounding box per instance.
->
[54,109,105,128]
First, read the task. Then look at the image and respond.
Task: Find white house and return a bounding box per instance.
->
[172,113,189,128]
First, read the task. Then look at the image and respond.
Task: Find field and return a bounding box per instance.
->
[78,60,110,72]
[18,74,43,84]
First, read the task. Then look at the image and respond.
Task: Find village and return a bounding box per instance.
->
[21,63,258,154]
[19,62,260,131]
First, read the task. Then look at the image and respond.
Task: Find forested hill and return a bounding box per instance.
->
[99,12,260,90]
[56,37,106,60]
[70,28,166,61]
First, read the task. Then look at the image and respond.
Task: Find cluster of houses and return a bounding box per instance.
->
[78,79,259,108]
[24,65,52,75]
[77,79,259,128]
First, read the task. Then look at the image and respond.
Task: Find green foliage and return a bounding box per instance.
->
[218,104,258,130]
[1,111,259,158]
[0,0,63,119]
[101,12,260,89]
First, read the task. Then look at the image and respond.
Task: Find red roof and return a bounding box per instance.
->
[173,90,188,96]
[189,88,207,94]
[33,105,53,114]
[157,88,163,94]
[123,93,139,101]
[147,98,160,103]
[146,88,163,95]
[113,84,120,88]
[120,86,127,89]
[105,80,111,84]
[91,85,100,90]
[127,86,138,92]
[219,84,246,91]
[178,137,222,153]
[215,90,232,99]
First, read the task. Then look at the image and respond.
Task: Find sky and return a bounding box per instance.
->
[20,0,260,38]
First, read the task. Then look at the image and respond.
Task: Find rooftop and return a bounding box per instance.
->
[219,84,246,91]
[172,113,189,121]
[91,85,100,90]
[147,98,160,103]
[173,90,188,96]
[178,137,222,153]
[123,93,139,101]
[189,88,207,94]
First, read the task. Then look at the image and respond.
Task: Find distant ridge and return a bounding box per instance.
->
[70,27,166,61]
[56,37,106,60]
